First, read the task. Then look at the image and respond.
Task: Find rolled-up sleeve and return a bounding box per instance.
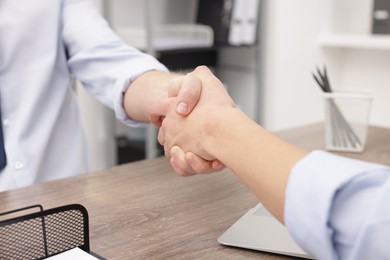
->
[62,0,168,127]
[285,150,390,260]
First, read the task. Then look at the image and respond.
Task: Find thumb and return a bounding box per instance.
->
[176,73,202,116]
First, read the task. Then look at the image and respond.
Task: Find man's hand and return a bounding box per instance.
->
[146,66,227,176]
[156,66,235,175]
[168,147,223,176]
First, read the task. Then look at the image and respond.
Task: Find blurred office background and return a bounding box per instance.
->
[77,0,390,171]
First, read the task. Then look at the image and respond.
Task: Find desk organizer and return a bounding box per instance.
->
[0,204,100,260]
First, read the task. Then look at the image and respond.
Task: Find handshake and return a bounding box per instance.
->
[148,66,236,176]
[144,65,307,223]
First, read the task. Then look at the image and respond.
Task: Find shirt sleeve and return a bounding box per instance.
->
[285,150,390,260]
[61,0,168,127]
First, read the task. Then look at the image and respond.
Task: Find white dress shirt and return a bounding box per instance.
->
[0,0,167,191]
[285,150,390,260]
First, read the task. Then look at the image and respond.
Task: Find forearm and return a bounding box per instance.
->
[204,107,308,222]
[123,70,183,122]
[158,65,306,213]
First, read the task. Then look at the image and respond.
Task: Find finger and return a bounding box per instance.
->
[171,157,196,177]
[157,125,166,146]
[176,73,202,116]
[164,141,171,159]
[170,146,196,177]
[184,152,222,174]
[192,65,213,81]
[147,97,171,127]
[161,128,172,159]
[168,77,184,97]
[211,160,225,170]
[159,119,175,159]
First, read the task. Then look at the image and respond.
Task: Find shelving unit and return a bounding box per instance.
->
[142,0,219,159]
[318,0,390,129]
[318,34,390,50]
[102,0,262,162]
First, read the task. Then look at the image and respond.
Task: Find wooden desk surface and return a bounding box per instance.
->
[1,123,389,259]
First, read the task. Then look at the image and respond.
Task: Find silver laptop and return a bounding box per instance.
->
[218,203,314,259]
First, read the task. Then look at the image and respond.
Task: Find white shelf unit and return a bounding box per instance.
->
[318,0,390,128]
[318,34,390,50]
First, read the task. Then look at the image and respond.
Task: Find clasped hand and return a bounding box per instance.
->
[150,66,235,176]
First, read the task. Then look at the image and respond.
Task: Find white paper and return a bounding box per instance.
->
[46,247,99,260]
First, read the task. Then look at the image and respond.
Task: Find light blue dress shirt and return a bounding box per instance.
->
[285,150,390,260]
[0,0,167,191]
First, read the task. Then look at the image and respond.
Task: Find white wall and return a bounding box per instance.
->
[259,0,332,131]
[260,0,390,131]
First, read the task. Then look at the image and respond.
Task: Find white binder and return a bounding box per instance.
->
[242,0,260,45]
[228,0,260,46]
[228,0,246,46]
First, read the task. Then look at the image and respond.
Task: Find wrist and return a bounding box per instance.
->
[124,70,184,123]
[201,106,244,159]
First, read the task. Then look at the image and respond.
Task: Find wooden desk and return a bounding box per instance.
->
[1,124,389,259]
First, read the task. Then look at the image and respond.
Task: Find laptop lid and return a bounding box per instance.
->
[218,203,313,259]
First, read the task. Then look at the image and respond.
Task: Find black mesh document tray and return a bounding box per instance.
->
[0,204,103,260]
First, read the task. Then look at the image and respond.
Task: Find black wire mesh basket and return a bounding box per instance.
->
[0,204,102,259]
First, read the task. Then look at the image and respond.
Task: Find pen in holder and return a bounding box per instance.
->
[322,90,373,152]
[312,66,374,153]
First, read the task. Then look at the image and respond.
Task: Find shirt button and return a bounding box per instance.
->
[3,118,12,127]
[14,161,24,170]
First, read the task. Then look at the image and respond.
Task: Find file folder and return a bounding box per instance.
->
[197,0,234,45]
[242,0,261,45]
[228,0,246,46]
[372,0,390,34]
[197,0,260,46]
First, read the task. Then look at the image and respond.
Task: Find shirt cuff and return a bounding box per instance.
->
[113,57,168,127]
[284,150,386,259]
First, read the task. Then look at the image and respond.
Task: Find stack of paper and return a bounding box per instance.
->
[47,248,99,260]
[116,24,214,51]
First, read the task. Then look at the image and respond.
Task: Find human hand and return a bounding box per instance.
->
[167,146,224,176]
[157,66,235,175]
[147,67,228,175]
[146,71,205,127]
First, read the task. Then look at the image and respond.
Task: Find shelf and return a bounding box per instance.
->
[116,24,214,51]
[116,136,163,164]
[318,34,390,50]
[156,47,218,70]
